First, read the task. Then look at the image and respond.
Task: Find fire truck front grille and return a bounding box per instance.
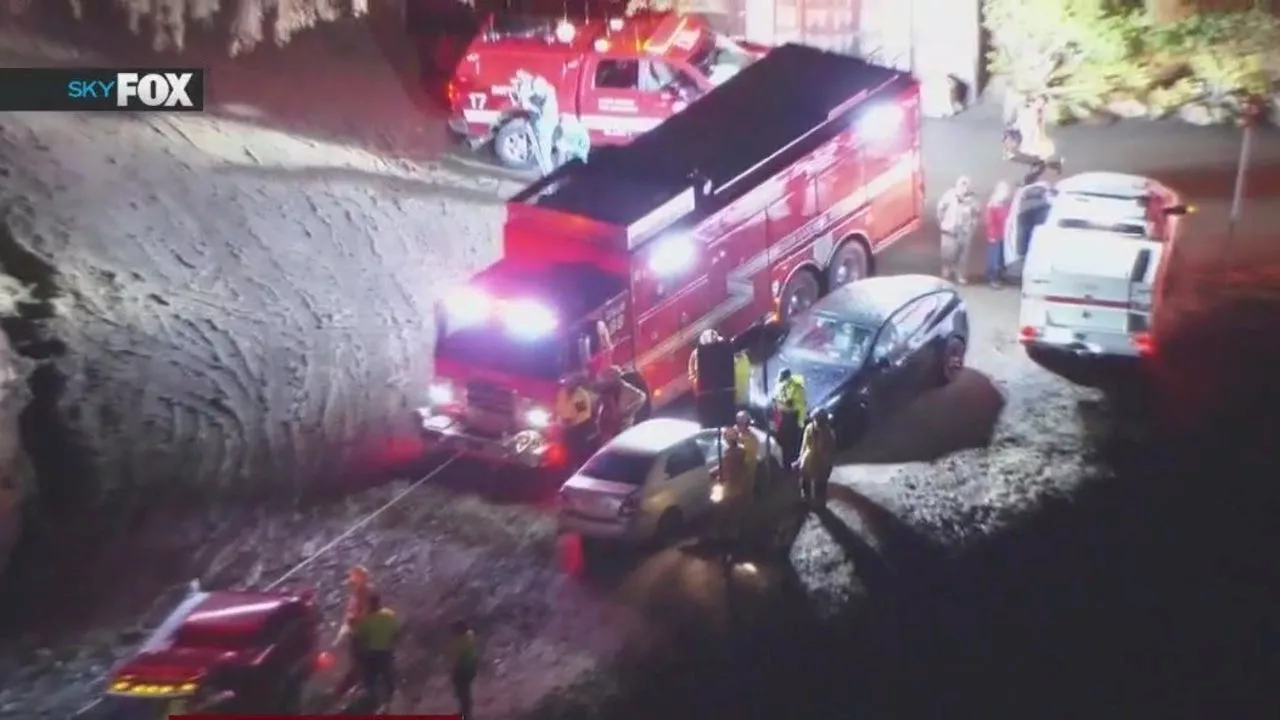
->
[465,381,516,418]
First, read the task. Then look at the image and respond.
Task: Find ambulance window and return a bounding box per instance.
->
[595,59,639,89]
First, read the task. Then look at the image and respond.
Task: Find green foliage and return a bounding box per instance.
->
[985,0,1280,122]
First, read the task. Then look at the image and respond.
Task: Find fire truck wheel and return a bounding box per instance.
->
[780,269,821,321]
[827,240,870,290]
[492,118,538,170]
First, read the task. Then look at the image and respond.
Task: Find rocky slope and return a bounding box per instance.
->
[0,32,523,510]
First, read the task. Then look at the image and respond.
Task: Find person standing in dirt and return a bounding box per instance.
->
[796,409,836,507]
[448,619,479,719]
[734,411,760,498]
[985,181,1013,288]
[334,565,375,695]
[711,426,751,546]
[937,176,979,284]
[353,592,399,709]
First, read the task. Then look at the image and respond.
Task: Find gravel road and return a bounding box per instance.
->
[1,17,1279,720]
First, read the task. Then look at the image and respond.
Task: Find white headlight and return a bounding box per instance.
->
[503,300,558,339]
[442,286,493,328]
[428,382,454,405]
[525,407,551,428]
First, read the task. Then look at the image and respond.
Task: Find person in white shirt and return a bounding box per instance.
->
[936,176,980,284]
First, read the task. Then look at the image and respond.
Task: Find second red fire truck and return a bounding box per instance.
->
[418,44,923,471]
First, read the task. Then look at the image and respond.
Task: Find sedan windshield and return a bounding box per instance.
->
[580,450,652,485]
[783,312,875,365]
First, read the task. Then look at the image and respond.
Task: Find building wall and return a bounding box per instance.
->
[674,0,983,116]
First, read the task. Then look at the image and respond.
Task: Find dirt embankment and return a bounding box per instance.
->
[0,26,523,513]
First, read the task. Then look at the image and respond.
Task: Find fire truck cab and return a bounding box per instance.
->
[420,44,922,471]
[448,12,768,169]
[83,586,321,719]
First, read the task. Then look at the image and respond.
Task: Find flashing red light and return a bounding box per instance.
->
[446,80,460,107]
[544,442,566,467]
[1132,332,1155,356]
[1018,326,1040,342]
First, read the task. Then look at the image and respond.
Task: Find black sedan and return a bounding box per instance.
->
[747,274,970,447]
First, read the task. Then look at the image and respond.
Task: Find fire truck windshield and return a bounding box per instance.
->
[437,326,568,381]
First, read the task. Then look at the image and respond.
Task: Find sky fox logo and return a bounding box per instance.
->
[66,71,200,109]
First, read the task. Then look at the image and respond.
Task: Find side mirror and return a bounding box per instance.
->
[1164,204,1195,217]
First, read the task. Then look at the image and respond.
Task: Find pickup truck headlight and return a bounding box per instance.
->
[428,381,454,405]
[524,407,551,429]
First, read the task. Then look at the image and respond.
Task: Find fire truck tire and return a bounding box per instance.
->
[492,118,538,170]
[779,268,821,321]
[826,239,871,290]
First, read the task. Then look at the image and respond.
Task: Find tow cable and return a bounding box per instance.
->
[266,451,462,590]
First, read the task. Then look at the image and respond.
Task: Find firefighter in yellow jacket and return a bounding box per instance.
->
[772,368,806,467]
[687,329,752,405]
[555,373,595,466]
[734,410,760,497]
[798,408,837,506]
[710,426,751,544]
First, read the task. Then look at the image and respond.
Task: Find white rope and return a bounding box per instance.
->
[265,452,461,591]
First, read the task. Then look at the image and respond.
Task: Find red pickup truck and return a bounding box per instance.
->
[447,12,767,169]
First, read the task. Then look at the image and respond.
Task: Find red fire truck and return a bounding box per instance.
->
[448,12,768,169]
[419,44,922,470]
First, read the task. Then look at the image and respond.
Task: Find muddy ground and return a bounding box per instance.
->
[1,11,1279,720]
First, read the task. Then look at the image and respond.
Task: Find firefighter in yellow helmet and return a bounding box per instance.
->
[555,372,596,467]
[687,329,722,384]
[687,329,751,406]
[772,368,806,467]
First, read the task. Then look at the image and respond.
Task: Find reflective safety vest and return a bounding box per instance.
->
[733,352,751,405]
[555,385,593,426]
[774,376,807,418]
[355,608,399,651]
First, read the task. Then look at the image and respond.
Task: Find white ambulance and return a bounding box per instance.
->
[1005,172,1192,369]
